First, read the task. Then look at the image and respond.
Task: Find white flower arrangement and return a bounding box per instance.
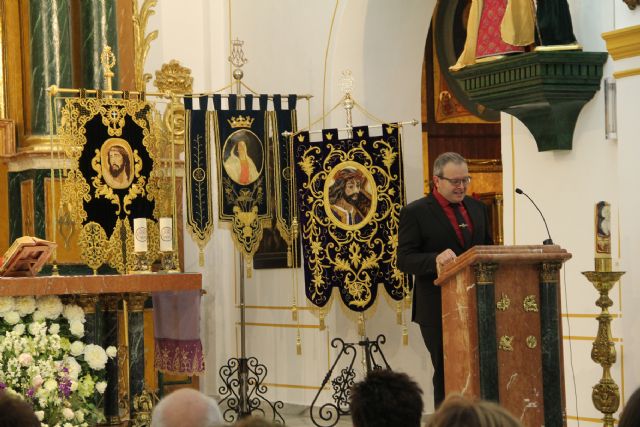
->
[0,295,108,426]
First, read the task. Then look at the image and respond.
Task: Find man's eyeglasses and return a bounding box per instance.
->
[437,175,472,186]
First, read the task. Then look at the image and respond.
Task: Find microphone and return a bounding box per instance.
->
[515,188,554,245]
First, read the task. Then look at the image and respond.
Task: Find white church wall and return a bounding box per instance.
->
[502,1,640,424]
[147,0,435,412]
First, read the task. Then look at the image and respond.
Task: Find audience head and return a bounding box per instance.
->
[619,387,640,427]
[234,415,279,426]
[427,394,521,427]
[0,392,40,427]
[151,388,223,427]
[350,369,424,427]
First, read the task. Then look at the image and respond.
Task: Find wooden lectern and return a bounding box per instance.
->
[434,245,571,426]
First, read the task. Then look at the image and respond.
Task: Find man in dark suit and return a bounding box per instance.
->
[397,152,493,408]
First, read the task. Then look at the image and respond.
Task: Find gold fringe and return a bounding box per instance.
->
[199,249,204,267]
[402,326,409,346]
[296,330,302,355]
[396,301,402,325]
[292,304,298,321]
[319,308,326,331]
[287,244,292,267]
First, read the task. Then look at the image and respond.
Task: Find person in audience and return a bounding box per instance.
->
[234,415,279,426]
[151,388,223,427]
[426,394,521,427]
[619,387,640,427]
[0,392,40,427]
[350,369,424,427]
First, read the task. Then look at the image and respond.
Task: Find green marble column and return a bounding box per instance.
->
[79,0,119,89]
[474,262,499,402]
[539,262,564,427]
[29,0,72,135]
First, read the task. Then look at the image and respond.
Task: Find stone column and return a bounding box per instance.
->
[127,293,148,414]
[28,0,72,136]
[78,0,119,89]
[100,294,121,425]
[76,294,99,344]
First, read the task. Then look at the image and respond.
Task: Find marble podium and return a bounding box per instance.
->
[434,245,571,426]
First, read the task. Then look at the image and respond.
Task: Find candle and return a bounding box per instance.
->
[133,218,148,253]
[159,217,173,252]
[595,201,611,255]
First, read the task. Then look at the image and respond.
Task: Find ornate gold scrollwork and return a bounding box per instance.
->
[133,0,158,92]
[474,262,498,285]
[132,389,158,427]
[499,335,514,352]
[582,269,625,427]
[496,293,510,311]
[108,218,136,274]
[79,222,109,274]
[523,295,539,312]
[540,261,562,283]
[526,335,538,349]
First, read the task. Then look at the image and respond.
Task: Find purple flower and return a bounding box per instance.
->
[58,376,72,398]
[0,382,6,390]
[26,388,35,398]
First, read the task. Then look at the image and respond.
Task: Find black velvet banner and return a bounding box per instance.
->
[212,94,271,259]
[271,95,298,246]
[293,124,409,312]
[76,100,154,231]
[184,96,214,260]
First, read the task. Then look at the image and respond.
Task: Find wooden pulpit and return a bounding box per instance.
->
[434,245,571,426]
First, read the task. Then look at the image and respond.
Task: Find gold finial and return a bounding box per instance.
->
[101,46,116,92]
[154,60,193,94]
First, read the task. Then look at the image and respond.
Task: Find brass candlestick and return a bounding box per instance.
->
[131,252,151,274]
[582,259,624,427]
[160,251,179,273]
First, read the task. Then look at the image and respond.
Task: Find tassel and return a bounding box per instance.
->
[358,313,366,337]
[396,301,402,325]
[199,249,204,267]
[402,325,409,346]
[319,308,326,331]
[296,330,302,355]
[287,245,292,267]
[292,304,298,321]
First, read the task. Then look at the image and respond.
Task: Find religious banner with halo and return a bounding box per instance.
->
[58,95,162,273]
[293,124,409,311]
[212,94,271,270]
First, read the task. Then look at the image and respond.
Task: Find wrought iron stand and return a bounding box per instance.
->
[218,253,285,424]
[309,334,390,427]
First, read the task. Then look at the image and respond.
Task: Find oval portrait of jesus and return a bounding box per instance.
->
[101,138,134,190]
[324,161,377,230]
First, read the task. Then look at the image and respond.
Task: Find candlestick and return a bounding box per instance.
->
[159,217,173,252]
[133,218,148,253]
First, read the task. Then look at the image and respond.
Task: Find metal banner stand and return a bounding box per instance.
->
[309,334,390,427]
[217,39,284,425]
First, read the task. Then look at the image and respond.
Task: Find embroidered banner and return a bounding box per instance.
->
[293,124,409,312]
[212,94,271,265]
[58,96,159,273]
[270,95,298,265]
[185,96,214,265]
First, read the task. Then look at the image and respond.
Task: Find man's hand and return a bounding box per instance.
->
[435,249,456,275]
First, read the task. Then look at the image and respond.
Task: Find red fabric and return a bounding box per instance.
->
[433,189,474,246]
[239,160,250,184]
[476,0,525,58]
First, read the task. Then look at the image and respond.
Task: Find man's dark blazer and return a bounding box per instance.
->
[397,193,493,326]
